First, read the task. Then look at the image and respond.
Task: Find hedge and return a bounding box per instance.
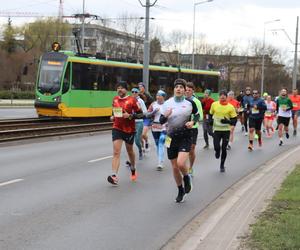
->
[0,91,35,99]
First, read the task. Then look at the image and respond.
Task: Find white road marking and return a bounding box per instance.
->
[0,179,24,187]
[88,155,113,163]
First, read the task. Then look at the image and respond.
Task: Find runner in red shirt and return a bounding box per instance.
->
[227,91,240,149]
[108,81,143,185]
[289,89,300,136]
[201,89,215,149]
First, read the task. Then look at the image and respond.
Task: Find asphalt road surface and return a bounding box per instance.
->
[0,127,299,250]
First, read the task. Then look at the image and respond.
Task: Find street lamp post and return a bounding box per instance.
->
[192,0,213,69]
[261,19,280,94]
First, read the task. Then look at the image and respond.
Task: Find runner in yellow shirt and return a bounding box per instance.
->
[210,90,237,172]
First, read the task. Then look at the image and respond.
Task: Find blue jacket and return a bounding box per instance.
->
[242,95,253,109]
[248,97,267,119]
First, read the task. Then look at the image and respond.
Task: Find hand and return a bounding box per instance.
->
[110,116,114,122]
[123,112,130,119]
[185,121,194,128]
[220,118,231,124]
[254,105,257,109]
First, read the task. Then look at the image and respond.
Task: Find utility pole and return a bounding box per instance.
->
[59,0,64,22]
[293,16,299,90]
[139,0,157,92]
[81,0,85,53]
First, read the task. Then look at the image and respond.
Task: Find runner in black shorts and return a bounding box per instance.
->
[108,81,143,185]
[160,79,200,203]
[185,82,203,177]
[247,90,266,151]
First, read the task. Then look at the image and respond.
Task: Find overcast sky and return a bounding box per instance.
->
[1,0,300,61]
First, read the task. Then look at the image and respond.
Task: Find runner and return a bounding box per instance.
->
[236,90,245,131]
[160,78,200,203]
[277,88,293,146]
[201,89,214,149]
[289,89,300,136]
[242,87,253,136]
[227,91,240,149]
[131,88,147,160]
[185,82,203,177]
[262,92,269,133]
[210,90,237,172]
[147,90,167,171]
[138,82,154,153]
[108,81,143,185]
[264,95,276,137]
[247,90,266,151]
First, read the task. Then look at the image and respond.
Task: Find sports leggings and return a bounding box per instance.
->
[152,131,166,164]
[134,121,144,153]
[213,131,230,166]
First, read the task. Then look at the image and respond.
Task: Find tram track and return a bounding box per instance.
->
[0,118,112,143]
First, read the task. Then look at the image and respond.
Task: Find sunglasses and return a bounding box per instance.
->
[132,91,139,93]
[246,89,251,91]
[253,92,258,95]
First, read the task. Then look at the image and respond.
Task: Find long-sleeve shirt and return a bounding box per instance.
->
[248,97,267,119]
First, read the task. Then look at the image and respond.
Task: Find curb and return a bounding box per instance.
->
[162,145,300,250]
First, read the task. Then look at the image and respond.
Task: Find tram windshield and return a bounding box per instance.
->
[37,60,64,95]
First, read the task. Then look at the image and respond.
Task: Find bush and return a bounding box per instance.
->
[0,90,35,99]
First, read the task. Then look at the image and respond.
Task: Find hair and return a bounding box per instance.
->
[219,89,228,96]
[228,90,234,96]
[186,82,195,90]
[174,78,187,89]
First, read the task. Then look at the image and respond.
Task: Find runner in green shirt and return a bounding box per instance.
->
[185,82,203,177]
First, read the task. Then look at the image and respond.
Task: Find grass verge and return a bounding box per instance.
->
[245,165,300,249]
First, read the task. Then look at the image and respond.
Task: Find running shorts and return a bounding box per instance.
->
[249,117,263,130]
[292,110,300,119]
[191,128,198,145]
[143,118,152,127]
[277,116,290,127]
[167,134,192,160]
[112,129,135,145]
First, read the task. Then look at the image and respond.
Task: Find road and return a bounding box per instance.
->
[0,108,37,119]
[0,127,299,250]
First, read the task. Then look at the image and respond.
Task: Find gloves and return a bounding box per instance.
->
[220,118,231,124]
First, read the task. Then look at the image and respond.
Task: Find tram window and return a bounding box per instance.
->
[62,63,70,94]
[98,66,116,91]
[72,63,97,90]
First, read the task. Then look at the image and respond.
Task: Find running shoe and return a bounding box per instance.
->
[262,128,266,133]
[188,167,194,177]
[241,126,245,132]
[203,144,209,149]
[183,175,192,194]
[145,142,149,152]
[126,161,131,168]
[175,188,186,203]
[139,151,143,160]
[227,144,231,150]
[248,143,253,151]
[254,133,259,140]
[286,132,290,139]
[293,130,297,136]
[244,132,248,136]
[107,175,119,185]
[157,164,164,171]
[258,138,262,147]
[220,165,225,173]
[130,169,137,182]
[279,140,283,146]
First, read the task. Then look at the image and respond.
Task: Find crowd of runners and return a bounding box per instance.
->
[108,79,300,203]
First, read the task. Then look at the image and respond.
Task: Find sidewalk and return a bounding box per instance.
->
[162,145,300,250]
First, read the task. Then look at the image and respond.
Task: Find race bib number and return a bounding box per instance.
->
[281,104,287,111]
[165,136,172,148]
[293,103,298,108]
[238,107,244,112]
[152,123,163,130]
[265,111,272,117]
[113,107,123,117]
[251,108,259,114]
[205,114,209,120]
[214,118,228,127]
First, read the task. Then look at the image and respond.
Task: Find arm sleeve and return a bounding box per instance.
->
[195,99,203,121]
[187,99,200,123]
[276,99,279,113]
[132,98,143,119]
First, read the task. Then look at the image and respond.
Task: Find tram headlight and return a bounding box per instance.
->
[53,96,61,102]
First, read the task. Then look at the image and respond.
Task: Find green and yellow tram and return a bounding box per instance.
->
[35,50,220,118]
